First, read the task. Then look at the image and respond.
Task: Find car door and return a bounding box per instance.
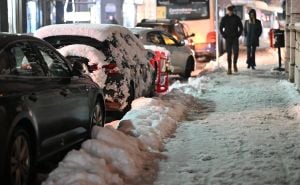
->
[32,41,91,155]
[5,41,71,156]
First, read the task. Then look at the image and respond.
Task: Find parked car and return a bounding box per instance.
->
[35,24,155,113]
[129,27,196,78]
[136,19,195,49]
[0,33,106,185]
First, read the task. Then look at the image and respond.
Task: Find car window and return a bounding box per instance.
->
[8,42,45,76]
[161,33,177,46]
[174,24,186,40]
[147,32,163,45]
[0,51,11,75]
[35,44,71,77]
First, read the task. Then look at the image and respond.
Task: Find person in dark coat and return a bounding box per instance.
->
[244,9,262,69]
[219,5,243,74]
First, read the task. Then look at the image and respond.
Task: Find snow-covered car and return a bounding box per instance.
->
[129,27,196,78]
[35,24,155,113]
[0,33,106,185]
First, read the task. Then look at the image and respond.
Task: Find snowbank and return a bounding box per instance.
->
[42,89,198,185]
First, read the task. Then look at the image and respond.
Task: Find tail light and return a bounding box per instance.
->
[154,51,161,61]
[88,63,99,72]
[160,52,171,73]
[102,63,120,75]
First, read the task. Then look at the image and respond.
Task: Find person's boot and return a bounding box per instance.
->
[234,63,238,72]
[227,63,232,75]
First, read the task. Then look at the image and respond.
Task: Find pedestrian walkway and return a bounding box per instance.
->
[154,48,300,185]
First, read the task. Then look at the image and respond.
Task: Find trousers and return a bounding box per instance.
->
[246,45,257,67]
[226,38,239,67]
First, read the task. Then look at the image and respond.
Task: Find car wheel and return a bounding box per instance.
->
[184,57,195,78]
[7,127,33,185]
[91,101,104,127]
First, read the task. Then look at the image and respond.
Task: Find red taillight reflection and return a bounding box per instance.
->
[89,63,99,72]
[102,63,119,75]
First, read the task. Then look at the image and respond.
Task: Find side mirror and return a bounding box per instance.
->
[178,40,186,46]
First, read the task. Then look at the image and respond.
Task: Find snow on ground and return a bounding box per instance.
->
[154,48,300,185]
[42,89,202,185]
[43,47,300,185]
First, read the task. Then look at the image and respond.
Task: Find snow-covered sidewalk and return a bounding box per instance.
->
[42,47,300,185]
[155,48,300,185]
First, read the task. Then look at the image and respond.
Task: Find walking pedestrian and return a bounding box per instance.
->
[244,9,262,70]
[219,5,243,74]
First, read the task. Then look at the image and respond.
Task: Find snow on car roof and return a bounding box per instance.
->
[34,24,144,49]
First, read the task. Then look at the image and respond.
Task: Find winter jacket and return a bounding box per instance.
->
[244,10,262,47]
[219,14,243,40]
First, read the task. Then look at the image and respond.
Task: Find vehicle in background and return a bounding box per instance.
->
[63,0,98,23]
[35,24,155,113]
[146,49,170,93]
[0,33,105,185]
[130,27,196,78]
[136,19,195,50]
[156,0,216,61]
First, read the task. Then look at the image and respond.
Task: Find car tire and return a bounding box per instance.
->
[90,101,105,128]
[184,57,195,78]
[6,126,34,185]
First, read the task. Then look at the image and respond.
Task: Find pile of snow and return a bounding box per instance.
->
[169,76,211,97]
[42,89,200,185]
[279,80,300,120]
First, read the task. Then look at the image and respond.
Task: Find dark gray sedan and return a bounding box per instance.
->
[0,33,105,185]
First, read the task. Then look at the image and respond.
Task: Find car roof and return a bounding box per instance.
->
[35,24,131,41]
[0,33,43,47]
[129,27,159,34]
[35,23,145,49]
[137,19,180,26]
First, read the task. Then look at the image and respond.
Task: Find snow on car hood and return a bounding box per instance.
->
[58,44,108,88]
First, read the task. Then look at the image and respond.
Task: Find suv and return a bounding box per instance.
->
[136,19,195,49]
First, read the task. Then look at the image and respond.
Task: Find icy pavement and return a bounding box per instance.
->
[154,48,300,185]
